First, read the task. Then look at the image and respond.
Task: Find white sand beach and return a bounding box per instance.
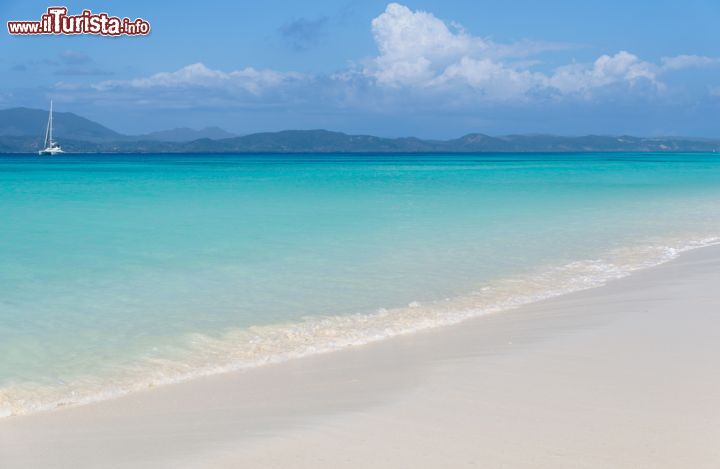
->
[2,244,720,468]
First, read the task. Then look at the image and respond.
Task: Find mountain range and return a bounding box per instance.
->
[1,107,718,154]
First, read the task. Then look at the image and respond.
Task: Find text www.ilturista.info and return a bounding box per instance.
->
[7,7,150,36]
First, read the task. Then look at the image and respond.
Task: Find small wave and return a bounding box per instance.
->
[1,235,718,419]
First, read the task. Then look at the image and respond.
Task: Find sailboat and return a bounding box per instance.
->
[38,100,63,156]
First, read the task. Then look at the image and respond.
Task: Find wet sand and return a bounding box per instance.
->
[2,245,720,468]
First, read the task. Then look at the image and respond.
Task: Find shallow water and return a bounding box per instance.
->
[2,152,720,416]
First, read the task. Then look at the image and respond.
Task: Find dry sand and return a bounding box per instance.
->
[2,245,720,468]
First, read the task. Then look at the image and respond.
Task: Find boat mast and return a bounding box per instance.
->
[48,100,54,146]
[44,101,52,148]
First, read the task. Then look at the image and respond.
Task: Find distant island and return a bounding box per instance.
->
[1,107,718,154]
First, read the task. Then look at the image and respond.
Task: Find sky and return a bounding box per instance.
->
[1,0,720,138]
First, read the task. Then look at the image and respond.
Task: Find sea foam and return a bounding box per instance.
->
[2,235,718,419]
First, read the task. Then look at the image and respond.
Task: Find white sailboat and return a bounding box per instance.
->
[38,100,63,156]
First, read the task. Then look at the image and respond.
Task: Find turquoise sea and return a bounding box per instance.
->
[2,153,720,417]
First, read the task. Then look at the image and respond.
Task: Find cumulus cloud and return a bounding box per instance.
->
[79,3,720,109]
[365,3,568,89]
[363,3,680,99]
[368,3,486,86]
[430,57,547,99]
[549,51,661,96]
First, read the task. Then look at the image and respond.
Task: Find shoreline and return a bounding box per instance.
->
[2,235,716,419]
[2,244,720,467]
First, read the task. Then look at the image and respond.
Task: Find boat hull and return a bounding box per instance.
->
[38,148,64,156]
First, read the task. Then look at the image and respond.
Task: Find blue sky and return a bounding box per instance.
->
[2,0,719,137]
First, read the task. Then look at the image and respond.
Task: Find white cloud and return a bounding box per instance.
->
[365,3,562,88]
[94,63,304,95]
[431,57,547,99]
[549,51,660,96]
[369,3,485,86]
[362,3,718,101]
[82,3,720,108]
[661,54,720,71]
